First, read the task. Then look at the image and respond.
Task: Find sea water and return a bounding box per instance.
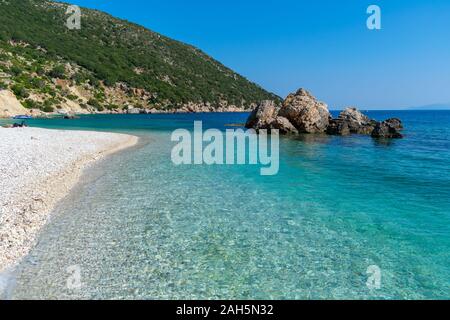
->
[2,111,449,299]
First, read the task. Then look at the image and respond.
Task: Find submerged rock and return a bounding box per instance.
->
[371,118,404,139]
[278,88,330,133]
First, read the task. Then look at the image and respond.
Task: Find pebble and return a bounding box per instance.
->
[0,127,138,272]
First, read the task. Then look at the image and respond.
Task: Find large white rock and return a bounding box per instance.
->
[278,88,331,133]
[245,100,278,130]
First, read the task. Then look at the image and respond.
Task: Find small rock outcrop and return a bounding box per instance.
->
[245,88,332,134]
[245,100,278,130]
[269,116,299,135]
[371,118,404,139]
[338,107,377,134]
[278,89,330,133]
[245,88,404,139]
[327,107,377,135]
[326,119,351,135]
[63,112,78,119]
[126,107,141,114]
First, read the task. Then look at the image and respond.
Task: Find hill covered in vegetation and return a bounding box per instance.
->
[0,0,279,116]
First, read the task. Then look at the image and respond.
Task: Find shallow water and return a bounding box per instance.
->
[4,111,450,299]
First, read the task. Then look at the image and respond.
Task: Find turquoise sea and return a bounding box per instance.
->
[2,111,449,299]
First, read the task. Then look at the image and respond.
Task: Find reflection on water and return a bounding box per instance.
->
[292,133,333,144]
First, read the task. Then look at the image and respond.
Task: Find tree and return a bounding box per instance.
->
[48,65,66,79]
[11,84,29,99]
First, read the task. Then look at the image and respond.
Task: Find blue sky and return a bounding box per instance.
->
[68,0,450,109]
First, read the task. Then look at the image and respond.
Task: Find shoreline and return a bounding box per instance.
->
[0,110,252,120]
[0,127,139,274]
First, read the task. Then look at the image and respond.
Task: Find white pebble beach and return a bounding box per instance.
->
[0,127,139,272]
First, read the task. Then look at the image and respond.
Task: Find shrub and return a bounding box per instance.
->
[11,84,29,99]
[48,65,66,79]
[87,98,101,108]
[36,67,45,76]
[9,65,23,76]
[94,91,105,101]
[42,105,54,112]
[72,72,88,84]
[106,104,118,110]
[23,99,39,109]
[29,77,45,89]
[48,89,57,97]
[89,77,100,88]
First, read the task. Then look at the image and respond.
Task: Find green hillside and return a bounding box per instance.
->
[0,0,279,113]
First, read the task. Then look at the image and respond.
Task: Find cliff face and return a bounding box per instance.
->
[0,0,280,117]
[0,90,31,118]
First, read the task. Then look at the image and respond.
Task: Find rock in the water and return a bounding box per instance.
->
[385,118,403,130]
[244,89,404,139]
[337,107,375,134]
[127,108,141,114]
[245,100,277,130]
[63,112,78,119]
[269,116,299,135]
[371,118,404,139]
[326,119,350,135]
[278,88,330,133]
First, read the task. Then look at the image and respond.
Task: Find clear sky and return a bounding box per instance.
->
[67,0,450,109]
